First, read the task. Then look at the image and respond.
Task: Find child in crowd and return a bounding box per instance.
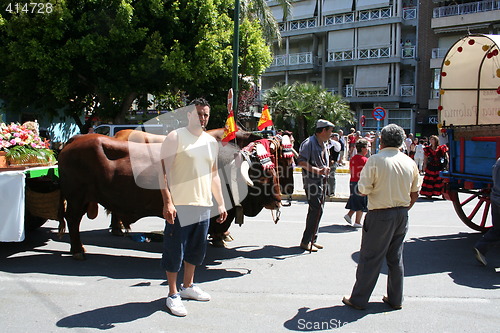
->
[344,139,369,228]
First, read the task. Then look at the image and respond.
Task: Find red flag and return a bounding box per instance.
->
[257,105,273,130]
[221,110,237,143]
[221,89,237,143]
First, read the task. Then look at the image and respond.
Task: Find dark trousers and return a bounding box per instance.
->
[475,201,500,255]
[350,207,409,307]
[326,163,337,196]
[301,181,325,245]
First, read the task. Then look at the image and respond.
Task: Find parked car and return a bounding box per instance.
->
[93,124,167,137]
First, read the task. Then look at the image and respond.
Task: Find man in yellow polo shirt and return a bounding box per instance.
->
[342,124,420,311]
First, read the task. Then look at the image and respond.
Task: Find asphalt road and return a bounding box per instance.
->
[1,187,499,332]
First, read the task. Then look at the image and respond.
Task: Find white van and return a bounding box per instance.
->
[94,124,167,137]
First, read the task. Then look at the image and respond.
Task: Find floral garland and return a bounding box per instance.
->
[0,122,50,150]
[0,122,55,166]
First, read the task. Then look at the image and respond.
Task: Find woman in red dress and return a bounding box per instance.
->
[420,135,448,198]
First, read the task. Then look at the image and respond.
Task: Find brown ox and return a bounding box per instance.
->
[58,132,289,258]
[113,128,296,246]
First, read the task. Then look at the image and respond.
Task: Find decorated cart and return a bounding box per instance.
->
[438,34,500,232]
[0,122,60,242]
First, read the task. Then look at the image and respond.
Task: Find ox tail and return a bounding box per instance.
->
[57,194,66,238]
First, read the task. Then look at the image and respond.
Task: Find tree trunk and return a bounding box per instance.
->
[297,115,306,143]
[113,92,138,124]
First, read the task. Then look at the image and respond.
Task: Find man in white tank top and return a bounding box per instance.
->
[159,98,227,317]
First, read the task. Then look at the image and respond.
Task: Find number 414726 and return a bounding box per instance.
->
[5,3,53,14]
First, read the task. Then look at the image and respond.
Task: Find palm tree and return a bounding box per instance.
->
[240,0,291,46]
[264,82,354,143]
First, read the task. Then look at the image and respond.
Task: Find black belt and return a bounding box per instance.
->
[370,206,408,212]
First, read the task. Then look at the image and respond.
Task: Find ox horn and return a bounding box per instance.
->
[292,148,299,158]
[240,159,254,187]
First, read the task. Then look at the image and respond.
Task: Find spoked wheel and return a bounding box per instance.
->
[447,188,492,232]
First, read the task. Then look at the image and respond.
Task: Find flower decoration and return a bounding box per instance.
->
[0,122,55,166]
[1,122,49,150]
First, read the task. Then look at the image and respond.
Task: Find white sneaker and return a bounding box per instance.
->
[353,223,362,228]
[179,284,211,301]
[166,293,187,317]
[344,214,353,226]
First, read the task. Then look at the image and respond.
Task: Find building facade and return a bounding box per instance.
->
[262,0,500,137]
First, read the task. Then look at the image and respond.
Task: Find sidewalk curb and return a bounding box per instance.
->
[294,167,350,174]
[291,192,349,202]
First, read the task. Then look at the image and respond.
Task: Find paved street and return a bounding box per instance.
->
[1,176,499,332]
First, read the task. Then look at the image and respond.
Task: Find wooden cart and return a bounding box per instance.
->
[438,34,500,232]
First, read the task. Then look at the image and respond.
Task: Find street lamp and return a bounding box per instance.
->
[232,0,240,119]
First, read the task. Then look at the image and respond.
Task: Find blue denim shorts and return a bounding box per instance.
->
[161,206,211,273]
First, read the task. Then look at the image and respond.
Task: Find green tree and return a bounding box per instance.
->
[264,82,354,143]
[240,0,290,46]
[0,0,273,131]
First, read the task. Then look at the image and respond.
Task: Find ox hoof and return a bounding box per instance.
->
[72,252,86,261]
[211,239,227,248]
[111,228,125,237]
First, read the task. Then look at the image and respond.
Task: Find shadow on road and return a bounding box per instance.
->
[56,298,165,329]
[0,225,304,284]
[349,232,499,290]
[283,304,389,331]
[319,224,360,234]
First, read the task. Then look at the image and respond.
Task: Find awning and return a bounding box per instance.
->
[323,0,353,16]
[270,4,284,22]
[290,0,317,20]
[355,64,390,89]
[356,0,390,11]
[328,29,354,51]
[358,25,391,48]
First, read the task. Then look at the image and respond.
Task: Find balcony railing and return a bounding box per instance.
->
[359,7,392,21]
[270,52,313,67]
[327,88,339,95]
[328,49,354,62]
[358,47,391,59]
[324,13,355,26]
[289,52,313,65]
[289,18,317,30]
[402,46,415,58]
[271,55,287,67]
[356,87,390,97]
[403,7,417,20]
[401,84,415,97]
[344,85,353,98]
[327,86,356,98]
[431,48,448,59]
[328,46,391,62]
[433,0,500,18]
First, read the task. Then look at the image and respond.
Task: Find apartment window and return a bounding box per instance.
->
[388,110,412,131]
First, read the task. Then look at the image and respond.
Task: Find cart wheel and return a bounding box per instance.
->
[24,211,48,231]
[448,188,492,232]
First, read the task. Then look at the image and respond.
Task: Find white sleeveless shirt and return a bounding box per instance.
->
[169,127,218,207]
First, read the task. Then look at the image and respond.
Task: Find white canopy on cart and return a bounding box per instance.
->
[439,34,500,126]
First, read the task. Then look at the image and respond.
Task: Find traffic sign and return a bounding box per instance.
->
[372,107,386,121]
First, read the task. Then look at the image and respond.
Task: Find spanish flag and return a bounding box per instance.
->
[221,110,237,143]
[222,88,238,144]
[257,104,273,130]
